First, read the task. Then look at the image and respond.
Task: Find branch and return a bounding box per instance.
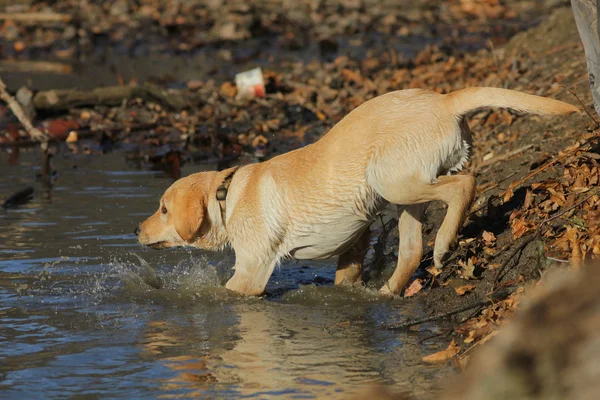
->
[0,12,71,23]
[0,77,48,146]
[382,288,512,330]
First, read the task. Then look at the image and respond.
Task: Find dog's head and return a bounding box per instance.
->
[136,171,225,250]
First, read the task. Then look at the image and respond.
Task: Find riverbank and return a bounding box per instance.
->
[390,6,599,372]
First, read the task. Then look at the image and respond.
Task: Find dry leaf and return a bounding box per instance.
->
[220,81,237,98]
[455,284,476,296]
[566,226,583,270]
[482,231,496,246]
[426,266,442,277]
[341,68,362,83]
[503,187,514,202]
[459,237,476,246]
[404,279,423,298]
[458,258,476,280]
[422,340,460,364]
[523,189,535,209]
[511,217,530,239]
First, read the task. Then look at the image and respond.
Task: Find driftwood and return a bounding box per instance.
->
[0,77,48,145]
[0,76,50,177]
[0,12,71,23]
[33,83,190,111]
[0,60,73,74]
[2,187,34,209]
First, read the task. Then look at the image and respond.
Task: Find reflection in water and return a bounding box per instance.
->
[0,149,455,398]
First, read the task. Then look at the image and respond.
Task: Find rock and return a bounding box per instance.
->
[442,265,600,400]
[16,86,35,121]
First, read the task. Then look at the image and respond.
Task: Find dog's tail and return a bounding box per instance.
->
[445,87,581,117]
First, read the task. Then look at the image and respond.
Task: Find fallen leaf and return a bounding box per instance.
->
[510,217,530,239]
[459,237,476,246]
[426,266,442,277]
[566,226,583,270]
[463,322,493,344]
[503,187,514,202]
[220,81,237,98]
[458,257,476,280]
[482,231,496,246]
[341,68,362,83]
[455,284,476,296]
[422,340,460,364]
[404,279,423,298]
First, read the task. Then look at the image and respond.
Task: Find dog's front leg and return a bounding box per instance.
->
[335,229,371,285]
[225,255,277,296]
[380,203,426,295]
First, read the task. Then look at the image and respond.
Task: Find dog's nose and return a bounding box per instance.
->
[134,227,140,236]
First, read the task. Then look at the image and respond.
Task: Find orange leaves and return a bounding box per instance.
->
[458,257,477,280]
[404,279,423,298]
[422,340,460,364]
[453,290,523,354]
[482,231,496,247]
[455,284,476,296]
[509,211,532,239]
[219,81,237,98]
[566,227,583,269]
[340,68,362,84]
[426,266,442,277]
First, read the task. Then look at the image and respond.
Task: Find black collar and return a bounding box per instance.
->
[216,166,239,224]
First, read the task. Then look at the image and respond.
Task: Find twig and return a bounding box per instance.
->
[562,85,599,128]
[493,189,598,285]
[418,328,452,344]
[0,12,71,23]
[0,77,48,146]
[544,189,598,224]
[382,288,512,330]
[500,153,565,200]
[0,60,72,74]
[493,235,537,284]
[476,144,534,171]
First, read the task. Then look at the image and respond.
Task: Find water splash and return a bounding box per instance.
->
[86,253,248,306]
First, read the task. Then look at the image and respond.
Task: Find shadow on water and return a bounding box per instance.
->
[0,146,455,398]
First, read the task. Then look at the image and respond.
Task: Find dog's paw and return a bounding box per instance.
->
[379,283,397,297]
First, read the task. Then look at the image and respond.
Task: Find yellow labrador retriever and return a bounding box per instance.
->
[136,87,579,296]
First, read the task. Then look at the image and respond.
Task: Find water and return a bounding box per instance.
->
[0,146,454,399]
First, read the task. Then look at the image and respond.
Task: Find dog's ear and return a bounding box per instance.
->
[172,187,205,242]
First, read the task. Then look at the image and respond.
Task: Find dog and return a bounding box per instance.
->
[136,87,579,296]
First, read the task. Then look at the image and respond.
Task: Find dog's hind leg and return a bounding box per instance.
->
[373,174,476,283]
[380,203,426,295]
[335,228,371,285]
[427,175,476,268]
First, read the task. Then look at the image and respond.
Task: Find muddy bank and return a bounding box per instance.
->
[440,264,600,400]
[380,6,599,367]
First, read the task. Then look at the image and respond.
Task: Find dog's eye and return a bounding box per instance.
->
[161,206,167,214]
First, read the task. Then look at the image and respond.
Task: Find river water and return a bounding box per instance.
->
[0,146,454,399]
